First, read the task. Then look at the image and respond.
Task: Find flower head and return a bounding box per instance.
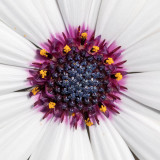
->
[0,0,160,160]
[28,26,126,128]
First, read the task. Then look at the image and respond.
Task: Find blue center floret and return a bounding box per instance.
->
[52,49,107,112]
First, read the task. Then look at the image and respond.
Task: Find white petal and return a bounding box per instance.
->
[123,32,160,72]
[0,0,65,46]
[0,22,36,67]
[57,0,101,30]
[89,116,134,160]
[116,0,160,48]
[0,64,29,95]
[112,95,160,160]
[124,72,160,111]
[30,0,65,35]
[0,92,33,128]
[95,0,146,44]
[30,119,94,160]
[70,126,94,160]
[0,92,47,160]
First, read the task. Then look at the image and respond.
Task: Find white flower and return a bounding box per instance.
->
[0,0,160,160]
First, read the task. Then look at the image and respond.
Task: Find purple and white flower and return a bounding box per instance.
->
[0,0,160,160]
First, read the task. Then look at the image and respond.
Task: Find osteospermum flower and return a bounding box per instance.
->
[0,0,160,159]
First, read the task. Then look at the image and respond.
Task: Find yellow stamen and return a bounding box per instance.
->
[63,45,71,54]
[85,118,93,127]
[115,73,123,81]
[32,87,40,95]
[106,57,114,65]
[100,105,107,113]
[40,70,47,78]
[72,113,75,116]
[81,32,88,39]
[49,102,56,109]
[40,49,48,57]
[92,46,99,52]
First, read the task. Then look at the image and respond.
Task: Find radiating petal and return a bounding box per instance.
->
[30,0,65,35]
[0,64,30,95]
[57,0,101,30]
[0,0,65,46]
[116,0,160,48]
[0,22,36,67]
[30,119,94,160]
[0,114,47,160]
[95,0,146,44]
[124,72,160,111]
[113,95,160,160]
[89,116,134,160]
[0,92,33,128]
[123,32,160,72]
[0,92,47,160]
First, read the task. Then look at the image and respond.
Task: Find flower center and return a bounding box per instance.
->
[53,50,108,109]
[28,26,127,128]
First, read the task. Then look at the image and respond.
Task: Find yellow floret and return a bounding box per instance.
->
[100,105,107,113]
[63,45,71,53]
[81,32,88,39]
[115,73,123,81]
[40,49,48,57]
[92,46,99,52]
[32,87,40,95]
[49,102,56,109]
[85,118,93,127]
[106,57,114,65]
[40,70,47,78]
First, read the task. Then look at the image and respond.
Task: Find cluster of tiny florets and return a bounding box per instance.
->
[28,26,127,128]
